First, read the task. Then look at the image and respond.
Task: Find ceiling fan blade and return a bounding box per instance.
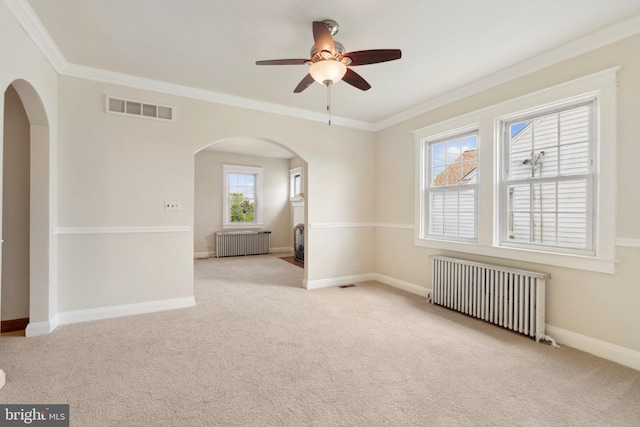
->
[313,21,335,54]
[343,49,402,66]
[293,74,316,93]
[342,69,371,91]
[256,59,309,65]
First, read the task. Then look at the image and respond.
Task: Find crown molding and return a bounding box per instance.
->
[5,0,373,131]
[7,0,639,132]
[4,0,67,72]
[60,63,375,131]
[373,13,640,131]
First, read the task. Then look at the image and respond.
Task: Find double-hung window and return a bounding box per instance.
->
[423,130,478,242]
[499,100,595,255]
[223,164,263,228]
[289,167,303,201]
[415,69,616,273]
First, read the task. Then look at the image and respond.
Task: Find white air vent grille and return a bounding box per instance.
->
[106,96,174,122]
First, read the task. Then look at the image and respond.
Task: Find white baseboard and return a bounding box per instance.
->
[374,274,431,297]
[545,325,640,371]
[270,246,293,254]
[194,251,213,259]
[194,247,293,259]
[304,273,376,290]
[57,296,196,326]
[25,315,60,337]
[352,274,640,371]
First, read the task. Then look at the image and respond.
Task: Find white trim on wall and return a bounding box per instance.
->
[56,226,191,234]
[308,222,377,229]
[312,223,636,252]
[616,238,640,248]
[304,273,376,290]
[4,0,67,72]
[545,325,640,371]
[374,274,430,297]
[57,296,196,326]
[8,0,640,131]
[194,246,293,259]
[25,297,196,335]
[374,14,640,131]
[364,274,640,371]
[25,316,59,337]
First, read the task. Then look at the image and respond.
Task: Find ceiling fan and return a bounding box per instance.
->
[256,20,402,93]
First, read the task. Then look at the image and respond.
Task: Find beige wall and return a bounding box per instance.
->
[194,149,292,255]
[1,85,30,321]
[55,74,376,310]
[0,1,59,332]
[3,0,638,367]
[374,34,640,354]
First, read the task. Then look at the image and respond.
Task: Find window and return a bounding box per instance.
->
[423,130,478,242]
[414,68,617,273]
[223,164,263,228]
[500,101,595,255]
[289,167,303,201]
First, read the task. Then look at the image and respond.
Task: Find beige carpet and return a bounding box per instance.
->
[1,255,639,426]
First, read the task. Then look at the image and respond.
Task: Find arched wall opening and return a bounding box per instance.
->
[0,79,52,337]
[194,137,309,287]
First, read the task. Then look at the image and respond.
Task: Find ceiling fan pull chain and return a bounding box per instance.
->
[326,81,332,126]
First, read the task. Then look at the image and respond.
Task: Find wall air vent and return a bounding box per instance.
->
[105,96,175,122]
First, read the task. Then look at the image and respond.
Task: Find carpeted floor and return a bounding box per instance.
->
[0,255,639,426]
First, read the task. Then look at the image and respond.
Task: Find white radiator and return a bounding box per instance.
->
[216,231,271,258]
[430,255,557,346]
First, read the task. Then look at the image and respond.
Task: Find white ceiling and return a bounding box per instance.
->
[18,0,640,157]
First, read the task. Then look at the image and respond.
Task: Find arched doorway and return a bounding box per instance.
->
[1,80,53,337]
[193,137,308,286]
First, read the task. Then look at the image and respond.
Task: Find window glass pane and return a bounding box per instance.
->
[532,114,558,151]
[446,139,461,164]
[293,174,301,195]
[432,143,446,167]
[557,180,587,212]
[508,184,530,213]
[511,212,531,242]
[425,132,477,241]
[429,191,444,235]
[558,212,586,248]
[432,166,446,186]
[502,102,592,252]
[228,172,256,223]
[532,182,557,212]
[510,121,529,137]
[537,147,558,178]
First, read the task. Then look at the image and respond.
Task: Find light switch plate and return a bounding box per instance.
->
[164,201,182,211]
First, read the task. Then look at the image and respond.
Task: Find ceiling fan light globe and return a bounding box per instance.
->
[309,60,347,85]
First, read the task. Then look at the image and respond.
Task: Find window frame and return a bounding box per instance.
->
[222,164,263,229]
[421,128,479,243]
[289,167,303,201]
[414,67,618,274]
[497,99,597,256]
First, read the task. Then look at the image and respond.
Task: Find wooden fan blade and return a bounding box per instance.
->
[343,49,402,66]
[342,69,371,91]
[256,59,309,65]
[294,74,316,93]
[313,21,335,54]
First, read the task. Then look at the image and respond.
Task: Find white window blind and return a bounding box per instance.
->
[501,101,595,254]
[424,132,478,242]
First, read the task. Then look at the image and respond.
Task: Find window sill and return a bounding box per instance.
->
[414,238,616,274]
[222,223,263,230]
